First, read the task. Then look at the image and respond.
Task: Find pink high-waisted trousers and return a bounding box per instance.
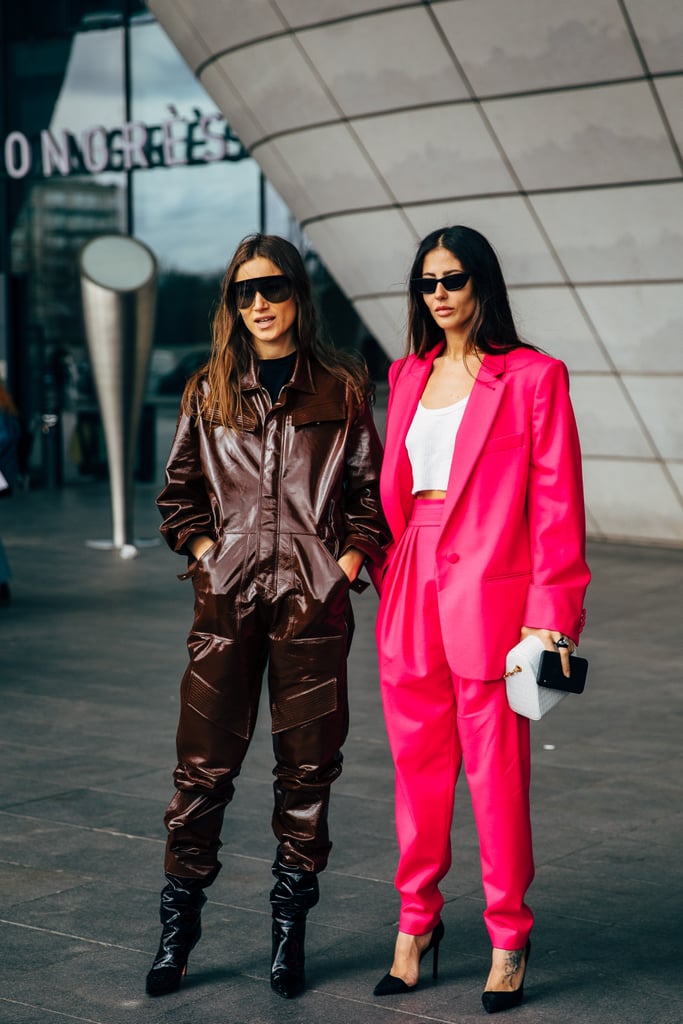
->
[377,500,534,948]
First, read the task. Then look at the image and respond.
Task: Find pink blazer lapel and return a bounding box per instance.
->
[440,351,508,531]
[381,346,442,541]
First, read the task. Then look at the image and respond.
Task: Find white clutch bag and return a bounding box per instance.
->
[504,635,569,720]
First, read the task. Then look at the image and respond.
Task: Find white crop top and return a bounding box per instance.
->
[405,396,469,493]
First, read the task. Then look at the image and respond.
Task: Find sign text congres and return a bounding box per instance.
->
[2,108,249,180]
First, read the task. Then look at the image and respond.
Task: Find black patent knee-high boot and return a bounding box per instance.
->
[270,856,320,999]
[145,874,208,997]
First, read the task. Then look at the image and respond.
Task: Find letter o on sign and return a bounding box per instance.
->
[5,131,31,179]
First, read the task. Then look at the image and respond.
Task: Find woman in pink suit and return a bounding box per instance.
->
[374,225,590,1013]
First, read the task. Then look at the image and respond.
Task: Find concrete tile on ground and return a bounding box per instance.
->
[2,790,167,842]
[0,861,87,908]
[0,812,164,890]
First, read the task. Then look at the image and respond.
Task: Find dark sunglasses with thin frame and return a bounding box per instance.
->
[232,275,293,309]
[411,272,470,294]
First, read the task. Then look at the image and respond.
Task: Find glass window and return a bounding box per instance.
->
[1,4,373,488]
[51,28,126,137]
[264,178,302,244]
[132,160,261,280]
[5,20,128,481]
[129,20,263,355]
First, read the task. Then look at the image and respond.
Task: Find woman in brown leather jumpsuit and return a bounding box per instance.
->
[145,234,388,1000]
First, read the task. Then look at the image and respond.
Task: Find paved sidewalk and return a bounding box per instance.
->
[1,440,682,1023]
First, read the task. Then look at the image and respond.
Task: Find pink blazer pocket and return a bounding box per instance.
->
[482,431,524,454]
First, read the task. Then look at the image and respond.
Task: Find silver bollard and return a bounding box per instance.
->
[79,234,158,558]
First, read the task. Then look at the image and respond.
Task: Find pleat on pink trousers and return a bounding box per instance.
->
[377,500,534,949]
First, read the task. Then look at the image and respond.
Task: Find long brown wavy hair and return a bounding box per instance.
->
[406,225,537,359]
[183,234,371,428]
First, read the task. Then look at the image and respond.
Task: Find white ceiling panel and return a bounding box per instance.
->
[577,284,683,372]
[434,0,641,95]
[532,183,683,282]
[199,62,266,149]
[219,36,338,137]
[150,0,683,548]
[146,0,211,69]
[404,196,562,285]
[255,124,391,218]
[509,287,611,371]
[667,461,683,502]
[585,505,603,538]
[354,296,407,361]
[352,105,515,202]
[655,75,683,154]
[304,210,417,298]
[583,459,683,543]
[188,0,284,52]
[570,375,653,457]
[624,0,683,74]
[622,376,683,459]
[277,0,416,27]
[246,139,315,219]
[148,0,284,67]
[485,82,679,191]
[297,7,468,118]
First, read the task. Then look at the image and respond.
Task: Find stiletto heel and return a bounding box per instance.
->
[373,919,444,996]
[481,940,531,1014]
[145,875,207,998]
[432,929,440,980]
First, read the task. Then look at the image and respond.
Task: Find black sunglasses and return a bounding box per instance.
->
[411,272,470,294]
[232,275,293,309]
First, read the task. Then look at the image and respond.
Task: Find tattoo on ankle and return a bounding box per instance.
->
[503,949,523,985]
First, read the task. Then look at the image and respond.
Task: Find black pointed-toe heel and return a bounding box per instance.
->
[481,940,531,1014]
[373,919,445,996]
[145,875,207,998]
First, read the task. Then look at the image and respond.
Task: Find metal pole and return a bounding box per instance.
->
[79,234,157,556]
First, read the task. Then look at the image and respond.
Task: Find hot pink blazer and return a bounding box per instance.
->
[379,344,590,681]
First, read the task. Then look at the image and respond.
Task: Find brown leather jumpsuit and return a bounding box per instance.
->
[157,353,388,882]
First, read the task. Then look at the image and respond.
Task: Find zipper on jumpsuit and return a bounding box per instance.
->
[255,384,289,610]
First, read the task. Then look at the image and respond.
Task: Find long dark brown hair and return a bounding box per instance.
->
[406,225,536,359]
[184,234,371,427]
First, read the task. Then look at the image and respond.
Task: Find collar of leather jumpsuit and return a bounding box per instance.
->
[240,348,316,396]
